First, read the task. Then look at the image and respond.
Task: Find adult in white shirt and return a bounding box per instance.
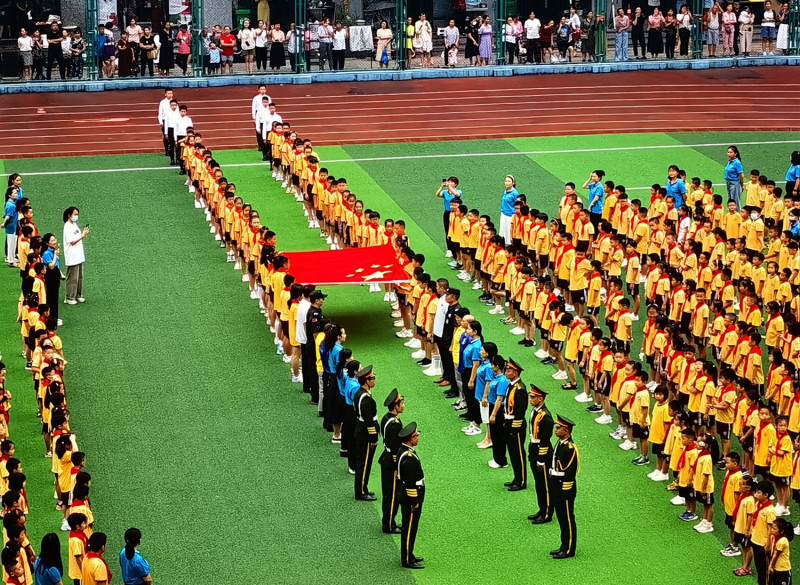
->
[17,28,34,80]
[157,88,174,157]
[738,5,754,56]
[62,207,89,305]
[677,211,691,243]
[126,18,143,61]
[238,19,257,73]
[318,18,334,71]
[331,23,348,70]
[251,84,271,153]
[414,14,433,67]
[164,100,181,165]
[255,22,269,70]
[761,0,776,55]
[524,12,541,64]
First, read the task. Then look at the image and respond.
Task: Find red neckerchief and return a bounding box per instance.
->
[69,529,88,548]
[86,551,113,583]
[676,443,697,469]
[757,420,774,444]
[692,449,711,472]
[614,311,631,333]
[765,312,780,334]
[747,346,762,376]
[625,383,644,409]
[735,334,750,355]
[669,285,684,305]
[775,431,789,455]
[692,300,706,324]
[722,467,742,502]
[681,358,696,386]
[611,362,627,388]
[554,243,573,268]
[752,500,773,527]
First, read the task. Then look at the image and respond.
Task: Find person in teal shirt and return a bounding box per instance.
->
[119,528,152,585]
[471,342,498,444]
[33,533,63,585]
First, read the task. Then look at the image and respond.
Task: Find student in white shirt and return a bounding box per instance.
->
[524,12,541,64]
[157,88,174,157]
[257,102,283,160]
[174,105,193,174]
[251,84,271,153]
[164,99,181,165]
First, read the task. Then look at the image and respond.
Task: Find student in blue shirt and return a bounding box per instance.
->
[119,528,152,585]
[322,326,346,446]
[41,233,62,325]
[583,169,606,226]
[340,358,361,472]
[724,145,744,211]
[462,321,483,434]
[665,165,686,210]
[3,186,19,267]
[784,150,800,199]
[487,355,510,469]
[435,176,463,239]
[472,342,498,446]
[33,532,63,585]
[499,175,519,245]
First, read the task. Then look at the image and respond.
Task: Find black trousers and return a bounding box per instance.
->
[632,29,646,56]
[342,407,356,467]
[380,459,399,530]
[353,438,376,497]
[505,41,517,64]
[435,336,455,385]
[489,410,507,466]
[301,343,319,401]
[505,424,527,487]
[332,49,345,70]
[319,42,333,69]
[553,488,577,554]
[530,453,552,519]
[255,124,264,153]
[678,28,690,56]
[462,370,479,422]
[167,128,176,163]
[442,210,450,238]
[140,54,154,76]
[400,502,422,565]
[44,269,61,321]
[46,48,65,80]
[526,38,540,63]
[255,46,268,69]
[752,543,767,585]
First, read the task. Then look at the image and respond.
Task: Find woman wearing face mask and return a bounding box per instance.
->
[62,207,89,306]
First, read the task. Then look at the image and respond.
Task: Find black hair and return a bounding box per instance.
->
[87,532,107,552]
[35,533,63,578]
[124,527,142,560]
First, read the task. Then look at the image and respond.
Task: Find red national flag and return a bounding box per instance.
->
[283,244,408,286]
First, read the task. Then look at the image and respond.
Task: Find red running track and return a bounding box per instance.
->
[1,67,800,159]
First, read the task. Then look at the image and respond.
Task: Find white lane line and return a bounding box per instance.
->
[13,139,794,175]
[3,81,800,112]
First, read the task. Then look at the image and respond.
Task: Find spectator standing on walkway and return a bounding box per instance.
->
[46,20,66,80]
[677,6,691,57]
[581,11,597,62]
[776,3,790,54]
[524,12,541,64]
[631,7,646,59]
[503,17,517,64]
[376,20,393,67]
[415,14,433,67]
[69,31,86,78]
[614,9,630,61]
[465,18,480,65]
[663,9,677,58]
[705,3,721,57]
[318,18,334,71]
[219,25,236,74]
[478,16,493,65]
[31,30,45,80]
[270,24,286,71]
[126,18,143,62]
[738,5,754,56]
[443,20,459,65]
[332,23,348,70]
[139,27,156,76]
[239,19,256,74]
[17,28,33,80]
[647,8,664,58]
[255,21,269,71]
[761,1,776,55]
[157,22,176,76]
[176,24,191,74]
[721,3,736,56]
[63,207,88,305]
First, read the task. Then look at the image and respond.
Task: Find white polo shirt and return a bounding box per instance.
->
[251,92,271,120]
[432,294,448,338]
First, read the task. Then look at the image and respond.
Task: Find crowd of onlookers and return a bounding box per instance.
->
[9,2,797,81]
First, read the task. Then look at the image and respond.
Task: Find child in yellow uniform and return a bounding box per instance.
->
[719,452,743,556]
[754,405,776,478]
[769,416,794,515]
[693,431,715,533]
[732,476,756,575]
[768,518,793,584]
[750,481,776,585]
[67,512,88,583]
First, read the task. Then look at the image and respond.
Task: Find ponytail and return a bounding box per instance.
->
[124,527,142,560]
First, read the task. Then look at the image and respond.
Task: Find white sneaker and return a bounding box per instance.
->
[423,366,443,377]
[631,315,639,321]
[445,250,453,258]
[763,51,768,55]
[534,349,549,359]
[215,234,222,241]
[411,349,426,359]
[794,524,800,536]
[404,338,421,349]
[194,200,202,208]
[234,258,242,269]
[574,393,593,403]
[461,425,474,433]
[621,259,628,268]
[472,282,482,290]
[282,354,291,363]
[646,381,658,391]
[250,290,258,299]
[696,521,714,533]
[489,306,504,315]
[509,327,525,335]
[647,470,658,479]
[393,320,404,327]
[383,292,390,302]
[396,328,413,338]
[552,370,568,380]
[291,375,302,383]
[609,428,625,440]
[670,495,686,506]
[465,426,482,436]
[618,440,636,451]
[60,518,70,531]
[391,310,401,318]
[564,304,575,312]
[389,293,398,303]
[594,414,613,424]
[457,273,471,281]
[488,459,502,469]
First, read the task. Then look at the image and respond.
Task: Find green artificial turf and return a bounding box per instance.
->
[2,131,798,585]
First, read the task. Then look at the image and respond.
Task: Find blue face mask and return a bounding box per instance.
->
[72,215,78,222]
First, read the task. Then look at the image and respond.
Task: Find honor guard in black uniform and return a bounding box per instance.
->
[527,385,554,524]
[549,414,579,559]
[502,358,528,491]
[379,388,404,534]
[397,422,425,570]
[353,365,379,501]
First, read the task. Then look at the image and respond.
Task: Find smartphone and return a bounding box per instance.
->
[442,178,447,183]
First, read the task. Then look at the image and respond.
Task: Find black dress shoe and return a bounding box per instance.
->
[402,562,424,569]
[367,491,375,497]
[508,485,526,492]
[552,551,574,559]
[389,527,402,534]
[527,514,541,521]
[531,516,551,524]
[444,391,458,399]
[549,549,563,556]
[417,359,431,366]
[355,494,377,501]
[503,481,515,487]
[412,556,424,563]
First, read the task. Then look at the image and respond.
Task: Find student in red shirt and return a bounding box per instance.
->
[219,25,236,74]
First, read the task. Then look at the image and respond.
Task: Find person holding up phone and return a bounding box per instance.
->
[63,207,89,305]
[435,176,462,253]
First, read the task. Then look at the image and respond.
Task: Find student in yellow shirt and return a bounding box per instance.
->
[67,512,88,583]
[769,415,794,515]
[719,452,744,556]
[754,405,776,479]
[731,475,756,573]
[750,481,776,585]
[568,246,592,317]
[646,389,673,482]
[768,518,793,583]
[630,371,651,467]
[693,430,715,533]
[675,427,699,520]
[82,532,111,585]
[613,298,633,356]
